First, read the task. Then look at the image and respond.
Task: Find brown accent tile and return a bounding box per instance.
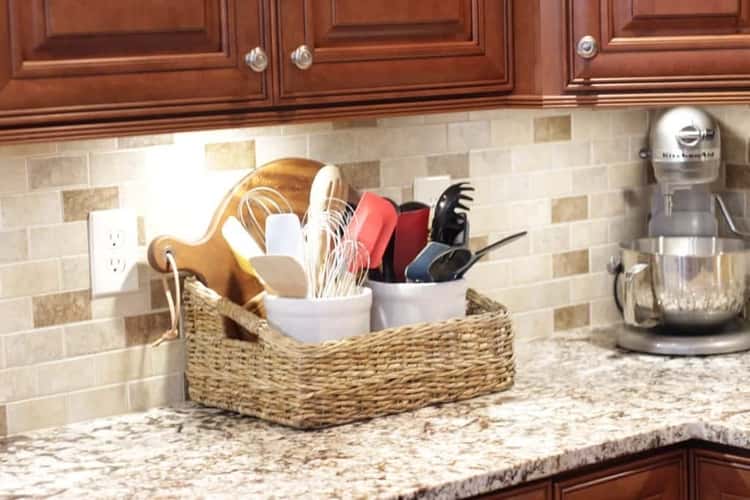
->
[332,119,377,129]
[28,156,87,190]
[62,187,119,222]
[0,405,6,436]
[426,153,469,178]
[554,303,590,331]
[553,249,589,278]
[551,195,588,224]
[468,235,489,254]
[118,134,173,149]
[204,140,255,170]
[32,290,91,328]
[149,276,185,310]
[339,161,381,190]
[534,115,572,143]
[726,164,750,189]
[137,216,147,246]
[125,311,172,346]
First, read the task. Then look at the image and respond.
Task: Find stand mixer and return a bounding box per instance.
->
[610,106,750,355]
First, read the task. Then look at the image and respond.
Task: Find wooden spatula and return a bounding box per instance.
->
[248,255,308,298]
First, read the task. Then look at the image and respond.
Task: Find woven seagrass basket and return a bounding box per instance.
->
[183,277,515,429]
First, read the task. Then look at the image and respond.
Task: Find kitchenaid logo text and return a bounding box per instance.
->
[657,150,717,161]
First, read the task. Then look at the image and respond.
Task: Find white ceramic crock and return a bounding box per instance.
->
[263,288,372,343]
[368,279,468,331]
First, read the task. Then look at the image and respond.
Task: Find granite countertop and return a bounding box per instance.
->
[4,327,750,499]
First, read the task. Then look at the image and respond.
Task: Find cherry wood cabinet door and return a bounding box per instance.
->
[693,448,750,499]
[275,0,512,105]
[554,450,687,500]
[0,0,271,128]
[480,481,551,500]
[566,0,750,91]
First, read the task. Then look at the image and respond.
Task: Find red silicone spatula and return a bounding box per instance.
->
[393,203,430,282]
[346,192,398,270]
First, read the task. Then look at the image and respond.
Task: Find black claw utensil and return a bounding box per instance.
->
[430,182,474,245]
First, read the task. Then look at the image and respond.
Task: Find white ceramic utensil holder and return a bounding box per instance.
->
[264,288,372,343]
[368,280,468,330]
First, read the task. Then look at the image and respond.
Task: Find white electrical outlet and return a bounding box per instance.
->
[414,175,451,207]
[89,209,139,297]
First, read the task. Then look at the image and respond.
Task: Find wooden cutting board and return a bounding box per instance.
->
[147,157,324,306]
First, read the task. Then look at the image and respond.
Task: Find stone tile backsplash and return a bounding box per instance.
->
[1,105,749,435]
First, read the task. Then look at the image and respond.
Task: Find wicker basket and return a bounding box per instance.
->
[183,277,515,429]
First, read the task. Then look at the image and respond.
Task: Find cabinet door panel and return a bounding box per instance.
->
[693,449,750,500]
[566,0,750,91]
[0,0,271,125]
[555,450,687,500]
[277,0,511,104]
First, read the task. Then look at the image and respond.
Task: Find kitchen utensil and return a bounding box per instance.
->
[345,192,398,270]
[264,287,372,343]
[368,279,467,330]
[404,241,452,283]
[221,216,264,275]
[428,231,528,282]
[238,186,294,245]
[617,237,748,329]
[393,202,430,282]
[248,255,308,298]
[379,198,401,282]
[431,182,474,245]
[265,213,305,263]
[148,158,324,306]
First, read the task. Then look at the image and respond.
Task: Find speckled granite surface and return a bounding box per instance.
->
[4,327,750,499]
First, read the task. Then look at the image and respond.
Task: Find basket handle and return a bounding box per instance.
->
[215,295,298,349]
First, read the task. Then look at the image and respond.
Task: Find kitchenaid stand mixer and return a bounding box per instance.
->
[611,106,750,355]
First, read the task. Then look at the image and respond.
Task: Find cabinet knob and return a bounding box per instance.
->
[576,35,599,60]
[291,45,313,70]
[245,47,268,73]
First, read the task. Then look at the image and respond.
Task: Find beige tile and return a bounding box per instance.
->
[96,347,151,384]
[67,385,129,422]
[32,290,91,328]
[255,136,307,165]
[308,131,358,164]
[469,149,512,178]
[608,162,646,189]
[534,115,572,143]
[125,311,171,346]
[572,166,608,194]
[510,255,553,285]
[571,110,612,141]
[570,272,610,302]
[358,124,447,160]
[37,357,97,395]
[424,111,469,124]
[608,216,647,243]
[204,140,255,170]
[380,157,428,187]
[0,404,6,436]
[137,216,146,246]
[0,366,37,402]
[281,122,333,135]
[118,134,173,149]
[512,309,554,340]
[530,225,570,254]
[491,281,569,313]
[591,138,629,164]
[60,256,90,291]
[612,110,648,136]
[28,156,87,190]
[1,192,62,228]
[553,249,589,278]
[4,327,64,367]
[589,243,619,273]
[90,150,149,185]
[591,297,621,325]
[530,170,572,199]
[726,164,750,189]
[29,222,88,259]
[377,115,425,127]
[589,192,626,218]
[570,219,609,249]
[0,298,33,334]
[65,318,127,356]
[551,196,588,224]
[62,187,119,222]
[511,142,590,172]
[723,136,748,164]
[0,159,28,194]
[332,118,377,129]
[0,230,28,263]
[464,260,512,291]
[490,116,533,147]
[128,374,184,411]
[426,153,469,178]
[448,121,491,152]
[0,143,55,158]
[338,161,380,190]
[58,138,117,152]
[554,304,590,331]
[149,339,186,376]
[485,231,530,259]
[6,395,67,434]
[91,289,150,319]
[0,260,59,298]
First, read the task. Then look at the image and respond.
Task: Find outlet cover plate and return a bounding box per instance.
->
[89,208,139,297]
[414,175,451,207]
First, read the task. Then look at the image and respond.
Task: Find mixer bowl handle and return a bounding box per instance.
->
[716,194,750,240]
[623,263,660,328]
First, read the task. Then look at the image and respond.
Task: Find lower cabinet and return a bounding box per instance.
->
[481,443,750,500]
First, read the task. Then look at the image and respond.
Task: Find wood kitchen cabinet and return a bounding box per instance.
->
[0,0,272,130]
[692,448,750,499]
[275,0,512,105]
[565,0,750,92]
